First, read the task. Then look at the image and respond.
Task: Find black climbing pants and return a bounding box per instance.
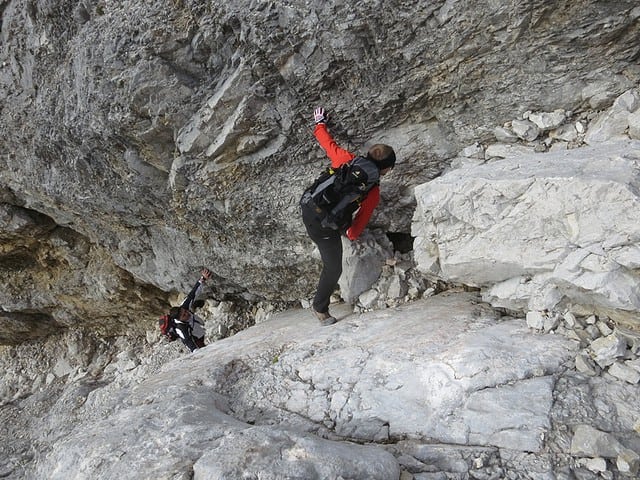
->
[302,203,343,314]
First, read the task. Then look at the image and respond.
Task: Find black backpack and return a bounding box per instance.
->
[301,156,380,230]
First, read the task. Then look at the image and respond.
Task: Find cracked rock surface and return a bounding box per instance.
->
[2,0,640,340]
[4,292,623,479]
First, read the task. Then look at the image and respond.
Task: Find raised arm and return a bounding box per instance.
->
[180,268,211,311]
[312,108,354,168]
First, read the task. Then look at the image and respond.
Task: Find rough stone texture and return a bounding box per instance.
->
[590,333,628,368]
[2,0,640,341]
[4,293,582,479]
[0,294,640,480]
[585,90,640,144]
[571,425,626,458]
[339,229,393,304]
[608,361,640,384]
[2,293,640,479]
[412,138,640,329]
[0,202,168,342]
[512,119,540,141]
[193,426,400,480]
[3,2,640,478]
[528,110,567,131]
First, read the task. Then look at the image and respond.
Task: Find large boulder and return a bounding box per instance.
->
[412,139,640,328]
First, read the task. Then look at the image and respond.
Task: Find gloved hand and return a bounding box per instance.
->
[314,107,327,124]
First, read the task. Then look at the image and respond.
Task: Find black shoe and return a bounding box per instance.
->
[313,310,337,326]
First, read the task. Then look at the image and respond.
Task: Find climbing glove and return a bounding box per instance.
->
[313,107,327,124]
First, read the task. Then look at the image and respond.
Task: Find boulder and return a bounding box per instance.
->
[339,230,393,304]
[590,333,627,368]
[607,361,640,384]
[528,110,567,131]
[570,425,622,458]
[412,139,640,326]
[585,89,640,144]
[511,119,540,142]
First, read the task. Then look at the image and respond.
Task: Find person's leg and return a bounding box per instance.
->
[311,233,343,314]
[302,205,342,323]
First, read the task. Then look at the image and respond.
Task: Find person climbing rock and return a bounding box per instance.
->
[161,268,211,352]
[300,107,396,326]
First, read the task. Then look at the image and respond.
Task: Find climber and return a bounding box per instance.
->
[300,107,396,326]
[161,268,211,352]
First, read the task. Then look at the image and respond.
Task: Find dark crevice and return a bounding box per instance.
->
[386,232,414,254]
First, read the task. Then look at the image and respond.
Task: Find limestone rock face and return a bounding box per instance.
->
[3,293,639,479]
[3,2,640,478]
[23,294,581,479]
[0,202,168,342]
[412,139,640,327]
[1,0,639,340]
[194,426,400,480]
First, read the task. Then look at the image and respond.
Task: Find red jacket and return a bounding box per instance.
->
[314,123,380,240]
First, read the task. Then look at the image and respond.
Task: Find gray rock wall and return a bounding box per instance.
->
[2,0,639,339]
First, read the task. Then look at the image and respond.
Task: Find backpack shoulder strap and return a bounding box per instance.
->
[310,169,336,200]
[350,156,380,186]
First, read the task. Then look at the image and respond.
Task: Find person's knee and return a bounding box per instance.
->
[335,264,342,278]
[326,263,341,283]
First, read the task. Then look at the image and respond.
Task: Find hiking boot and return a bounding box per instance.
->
[313,310,337,326]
